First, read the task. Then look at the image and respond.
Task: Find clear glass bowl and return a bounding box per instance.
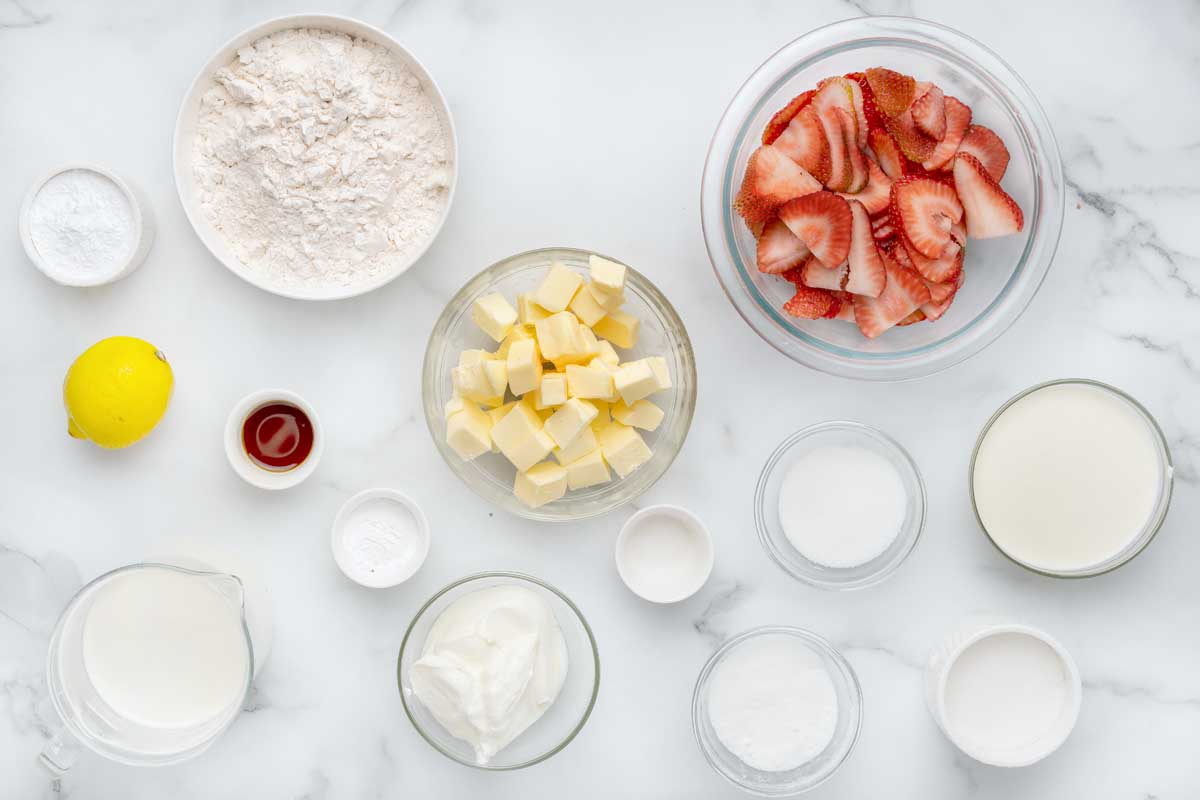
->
[701,16,1064,381]
[755,422,925,590]
[969,379,1174,578]
[396,572,600,770]
[692,627,863,796]
[422,247,697,521]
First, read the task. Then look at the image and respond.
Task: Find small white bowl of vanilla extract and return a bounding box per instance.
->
[224,389,323,490]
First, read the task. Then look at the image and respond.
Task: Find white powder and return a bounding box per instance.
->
[707,636,839,772]
[778,445,906,568]
[192,28,452,292]
[28,169,135,277]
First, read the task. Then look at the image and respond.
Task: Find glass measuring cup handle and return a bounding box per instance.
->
[39,727,82,775]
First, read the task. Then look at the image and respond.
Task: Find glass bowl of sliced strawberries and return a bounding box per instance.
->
[701,16,1064,381]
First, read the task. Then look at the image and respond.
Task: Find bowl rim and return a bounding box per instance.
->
[421,246,698,522]
[172,13,459,301]
[967,378,1174,578]
[396,571,601,770]
[691,625,864,796]
[700,15,1065,381]
[754,420,926,590]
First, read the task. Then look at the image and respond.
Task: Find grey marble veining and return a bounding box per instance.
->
[1,0,1198,797]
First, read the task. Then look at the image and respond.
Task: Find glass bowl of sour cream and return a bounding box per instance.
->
[396,572,600,770]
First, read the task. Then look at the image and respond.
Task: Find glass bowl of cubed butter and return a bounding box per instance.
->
[423,248,697,521]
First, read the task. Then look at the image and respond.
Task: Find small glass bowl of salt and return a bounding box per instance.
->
[755,421,926,590]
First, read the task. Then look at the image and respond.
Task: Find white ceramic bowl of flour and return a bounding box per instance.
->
[173,15,457,301]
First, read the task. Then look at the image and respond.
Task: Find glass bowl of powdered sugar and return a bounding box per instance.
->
[755,421,926,590]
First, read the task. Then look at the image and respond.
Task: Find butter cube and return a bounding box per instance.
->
[543,398,598,449]
[595,340,621,367]
[459,349,493,367]
[644,356,672,390]
[535,312,580,363]
[534,262,583,313]
[517,293,550,324]
[444,394,467,419]
[554,425,598,466]
[514,462,568,509]
[495,324,535,359]
[593,310,639,349]
[445,402,493,461]
[506,338,542,396]
[535,372,568,409]
[586,282,625,312]
[491,402,554,471]
[569,284,608,327]
[484,360,508,396]
[588,254,627,296]
[613,359,657,405]
[590,399,612,427]
[485,401,517,452]
[471,293,518,342]
[566,363,615,400]
[598,422,653,478]
[565,448,611,490]
[612,399,664,432]
[452,362,500,405]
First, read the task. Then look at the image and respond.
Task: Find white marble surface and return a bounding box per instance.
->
[2,0,1198,797]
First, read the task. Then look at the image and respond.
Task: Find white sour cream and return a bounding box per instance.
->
[409,585,568,764]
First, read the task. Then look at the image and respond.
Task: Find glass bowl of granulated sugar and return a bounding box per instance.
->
[174,14,458,300]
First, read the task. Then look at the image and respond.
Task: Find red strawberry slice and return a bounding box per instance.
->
[783,285,838,319]
[845,199,887,298]
[774,106,832,185]
[756,218,811,274]
[868,128,908,180]
[779,263,806,285]
[884,109,938,163]
[953,153,1024,238]
[956,124,1010,181]
[847,72,886,134]
[891,177,963,258]
[897,309,927,326]
[911,83,947,140]
[735,145,823,235]
[871,212,896,243]
[762,90,814,146]
[800,256,848,291]
[922,96,971,170]
[865,67,917,118]
[778,191,853,268]
[920,270,959,304]
[887,236,914,270]
[900,234,963,283]
[832,291,857,321]
[846,77,869,149]
[841,108,869,193]
[920,271,964,320]
[852,253,933,338]
[840,159,892,214]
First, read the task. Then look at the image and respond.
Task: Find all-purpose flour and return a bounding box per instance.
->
[192,28,452,291]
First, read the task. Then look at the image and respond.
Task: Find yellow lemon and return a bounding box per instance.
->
[63,336,174,449]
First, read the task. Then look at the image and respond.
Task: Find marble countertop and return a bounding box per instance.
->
[2,0,1198,797]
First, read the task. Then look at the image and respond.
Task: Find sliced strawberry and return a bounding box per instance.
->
[920,270,959,304]
[840,160,892,214]
[887,235,914,270]
[922,96,971,170]
[897,309,927,326]
[871,212,896,243]
[832,291,857,322]
[852,253,933,338]
[774,106,831,185]
[869,128,908,180]
[865,67,917,118]
[900,234,963,283]
[783,285,837,319]
[778,191,853,268]
[956,124,1010,181]
[845,199,886,298]
[846,77,869,149]
[891,177,963,258]
[841,108,869,193]
[953,153,1024,238]
[911,84,946,140]
[885,109,938,163]
[920,271,964,321]
[779,263,806,285]
[800,256,848,291]
[762,90,814,146]
[735,145,823,235]
[823,291,847,320]
[816,104,851,192]
[756,218,811,274]
[847,72,886,134]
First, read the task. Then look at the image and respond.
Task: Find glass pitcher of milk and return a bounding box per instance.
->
[40,563,254,772]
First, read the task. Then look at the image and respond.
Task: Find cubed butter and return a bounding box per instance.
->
[588,254,627,296]
[491,402,554,471]
[543,398,599,449]
[564,448,611,490]
[445,402,493,461]
[484,359,508,397]
[459,348,493,367]
[644,355,672,390]
[471,293,518,342]
[568,283,608,327]
[444,394,467,419]
[566,363,615,400]
[595,339,620,367]
[597,422,652,478]
[593,310,639,349]
[536,372,568,409]
[586,282,625,312]
[452,362,500,405]
[485,401,517,452]
[553,425,598,466]
[590,399,612,427]
[514,462,568,509]
[506,338,542,396]
[517,293,550,324]
[534,262,583,313]
[612,399,664,431]
[534,312,579,363]
[612,359,657,405]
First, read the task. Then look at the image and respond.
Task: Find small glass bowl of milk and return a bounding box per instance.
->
[970,379,1173,578]
[755,422,927,590]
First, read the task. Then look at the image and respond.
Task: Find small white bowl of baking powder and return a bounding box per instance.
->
[19,164,154,287]
[332,489,430,588]
[615,505,713,603]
